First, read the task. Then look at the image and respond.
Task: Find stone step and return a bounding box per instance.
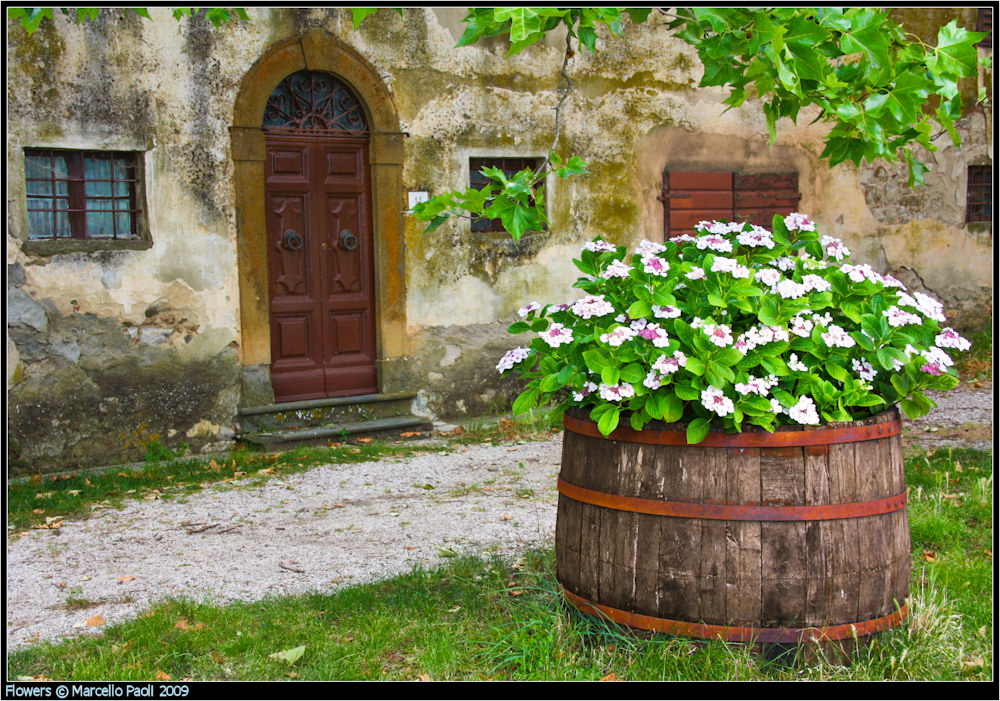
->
[239,415,433,450]
[237,391,419,434]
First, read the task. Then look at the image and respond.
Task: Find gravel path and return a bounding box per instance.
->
[6,383,993,651]
[6,438,564,650]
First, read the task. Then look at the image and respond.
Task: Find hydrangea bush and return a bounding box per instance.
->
[497,213,971,444]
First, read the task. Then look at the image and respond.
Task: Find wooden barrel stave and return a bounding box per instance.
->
[556,409,910,638]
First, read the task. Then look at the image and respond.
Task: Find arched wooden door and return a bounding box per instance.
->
[263,70,378,402]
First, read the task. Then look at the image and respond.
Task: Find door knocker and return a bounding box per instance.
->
[340,229,359,251]
[283,230,304,251]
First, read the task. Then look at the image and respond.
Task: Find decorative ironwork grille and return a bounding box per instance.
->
[24,148,140,240]
[263,70,368,135]
[966,165,992,222]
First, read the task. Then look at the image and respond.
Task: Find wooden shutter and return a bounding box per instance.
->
[734,172,801,229]
[978,8,992,47]
[661,169,800,238]
[660,171,734,237]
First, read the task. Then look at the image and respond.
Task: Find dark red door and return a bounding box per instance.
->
[265,135,378,402]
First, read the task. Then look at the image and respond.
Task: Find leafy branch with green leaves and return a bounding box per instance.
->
[351,7,989,236]
[7,6,249,33]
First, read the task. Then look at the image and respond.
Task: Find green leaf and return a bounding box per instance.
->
[597,407,622,436]
[686,417,711,445]
[512,387,540,416]
[931,20,983,79]
[620,363,646,384]
[583,349,609,373]
[539,374,562,393]
[269,645,306,665]
[662,394,684,423]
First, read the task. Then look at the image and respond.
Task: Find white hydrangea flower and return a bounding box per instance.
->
[884,305,922,327]
[652,304,682,319]
[820,324,856,349]
[600,258,632,279]
[787,395,820,424]
[599,382,636,402]
[600,325,637,347]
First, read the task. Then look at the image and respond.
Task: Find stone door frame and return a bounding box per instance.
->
[230,29,406,405]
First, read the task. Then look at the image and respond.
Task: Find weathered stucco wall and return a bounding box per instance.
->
[6,8,993,471]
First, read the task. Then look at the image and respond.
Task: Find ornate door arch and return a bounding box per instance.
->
[263,70,377,402]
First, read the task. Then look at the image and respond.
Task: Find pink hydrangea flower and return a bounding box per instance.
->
[851,357,877,381]
[702,323,734,348]
[700,385,734,417]
[583,239,617,253]
[539,323,574,348]
[737,226,775,249]
[695,234,733,253]
[573,381,599,402]
[820,235,850,261]
[784,212,816,232]
[638,323,671,348]
[517,301,542,318]
[571,295,615,319]
[497,347,530,373]
[935,328,971,351]
[641,254,670,277]
[652,351,687,375]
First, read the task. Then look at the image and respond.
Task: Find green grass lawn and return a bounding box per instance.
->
[6,446,993,682]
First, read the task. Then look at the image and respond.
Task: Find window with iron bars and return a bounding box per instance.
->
[469,157,544,233]
[24,148,143,241]
[966,165,992,223]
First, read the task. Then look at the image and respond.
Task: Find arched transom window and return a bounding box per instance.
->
[263,70,368,135]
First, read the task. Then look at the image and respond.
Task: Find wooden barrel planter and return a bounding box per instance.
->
[555,407,910,645]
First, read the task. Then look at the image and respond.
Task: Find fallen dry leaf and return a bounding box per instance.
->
[32,508,44,515]
[418,674,432,681]
[399,431,422,438]
[923,551,937,562]
[174,618,205,631]
[155,671,172,681]
[74,613,106,628]
[356,437,373,444]
[117,576,139,583]
[600,672,619,681]
[500,515,513,521]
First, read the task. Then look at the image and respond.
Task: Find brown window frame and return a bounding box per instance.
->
[469,156,544,233]
[24,148,143,241]
[966,164,992,223]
